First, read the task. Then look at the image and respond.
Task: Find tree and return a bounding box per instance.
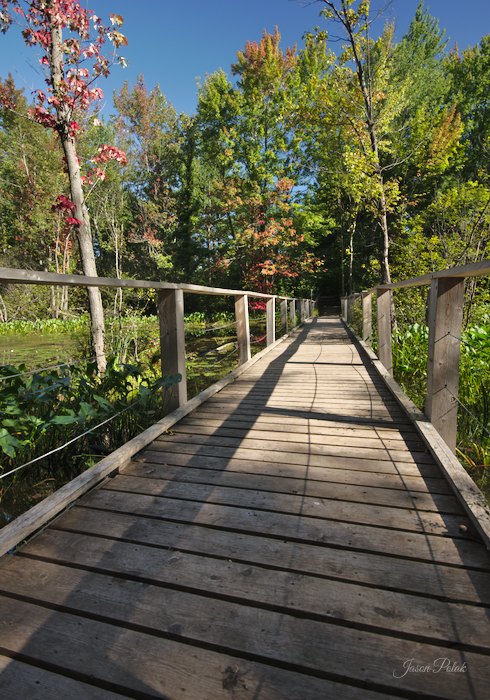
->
[0,75,65,268]
[114,77,187,279]
[0,1,128,372]
[0,74,74,318]
[447,35,490,182]
[319,0,397,283]
[197,29,323,293]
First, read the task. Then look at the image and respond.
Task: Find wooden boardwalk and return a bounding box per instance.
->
[0,317,489,699]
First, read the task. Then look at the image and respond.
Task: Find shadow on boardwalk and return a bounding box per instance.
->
[0,318,489,698]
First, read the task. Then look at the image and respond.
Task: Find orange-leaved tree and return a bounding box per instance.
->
[0,0,128,372]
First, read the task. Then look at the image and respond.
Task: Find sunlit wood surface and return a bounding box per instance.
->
[0,317,489,699]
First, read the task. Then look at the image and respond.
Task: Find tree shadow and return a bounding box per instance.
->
[0,317,488,698]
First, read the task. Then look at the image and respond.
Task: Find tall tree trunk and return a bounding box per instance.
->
[336,0,392,285]
[50,21,106,372]
[0,295,8,323]
[378,176,391,284]
[348,216,356,295]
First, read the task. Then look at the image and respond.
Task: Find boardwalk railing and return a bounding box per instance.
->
[0,267,314,412]
[341,260,490,452]
[0,267,314,554]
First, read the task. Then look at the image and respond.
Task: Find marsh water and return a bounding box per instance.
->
[0,318,264,524]
[0,333,82,369]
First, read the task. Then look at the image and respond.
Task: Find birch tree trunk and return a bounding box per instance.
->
[50,22,106,372]
[334,0,393,285]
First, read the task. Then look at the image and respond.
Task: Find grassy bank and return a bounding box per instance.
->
[392,322,490,499]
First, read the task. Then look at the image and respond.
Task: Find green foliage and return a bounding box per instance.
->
[0,317,87,336]
[392,321,490,494]
[196,28,325,294]
[0,1,489,503]
[0,357,180,465]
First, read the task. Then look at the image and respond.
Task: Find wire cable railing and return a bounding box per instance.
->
[0,356,97,381]
[185,320,237,334]
[447,388,490,440]
[0,390,154,481]
[341,259,490,453]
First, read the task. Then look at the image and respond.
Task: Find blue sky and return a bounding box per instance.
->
[0,0,489,115]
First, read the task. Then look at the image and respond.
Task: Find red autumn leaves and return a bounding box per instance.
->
[52,194,81,227]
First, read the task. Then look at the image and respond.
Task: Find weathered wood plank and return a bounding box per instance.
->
[180,414,422,444]
[79,489,490,568]
[0,655,127,699]
[191,398,405,417]
[53,506,490,604]
[172,421,426,452]
[0,597,362,700]
[133,451,451,494]
[0,574,487,698]
[141,443,443,478]
[4,540,490,650]
[209,393,401,408]
[101,473,468,536]
[154,432,433,465]
[188,407,417,436]
[123,461,460,512]
[206,402,403,416]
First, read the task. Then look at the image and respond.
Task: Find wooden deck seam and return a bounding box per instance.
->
[97,484,471,538]
[0,650,151,700]
[0,642,441,700]
[16,542,490,610]
[69,503,490,571]
[2,568,489,659]
[131,457,452,490]
[148,438,435,466]
[119,467,461,513]
[0,581,487,700]
[138,449,444,479]
[103,474,464,516]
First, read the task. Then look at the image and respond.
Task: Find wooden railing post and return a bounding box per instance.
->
[235,294,251,365]
[300,299,305,323]
[362,292,372,346]
[376,288,393,375]
[157,288,187,411]
[290,299,296,328]
[266,297,275,345]
[280,298,288,336]
[340,296,347,322]
[346,295,353,325]
[426,277,464,452]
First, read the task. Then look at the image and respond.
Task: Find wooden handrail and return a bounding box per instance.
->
[0,266,314,411]
[340,259,490,453]
[0,266,294,300]
[362,260,490,295]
